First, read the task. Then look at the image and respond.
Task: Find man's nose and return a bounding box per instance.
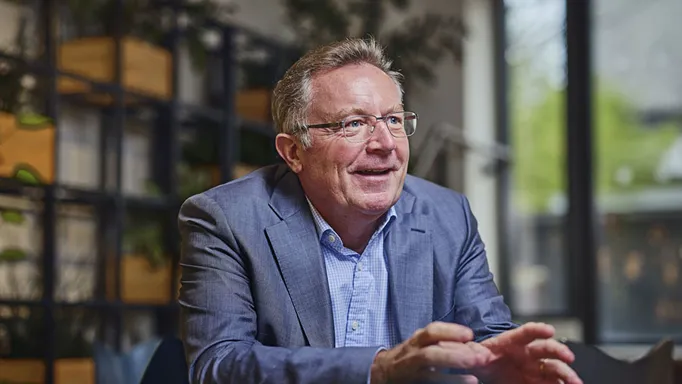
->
[366,120,396,152]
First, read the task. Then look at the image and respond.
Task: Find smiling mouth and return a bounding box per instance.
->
[355,169,392,176]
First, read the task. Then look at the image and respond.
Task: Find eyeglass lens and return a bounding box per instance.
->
[342,112,416,142]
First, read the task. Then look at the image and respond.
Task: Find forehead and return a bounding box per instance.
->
[309,63,401,117]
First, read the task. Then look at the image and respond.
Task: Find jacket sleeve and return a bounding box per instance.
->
[177,193,380,384]
[452,195,518,341]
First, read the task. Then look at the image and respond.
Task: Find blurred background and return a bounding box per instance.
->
[0,0,680,383]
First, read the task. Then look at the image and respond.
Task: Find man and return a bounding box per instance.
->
[178,37,582,384]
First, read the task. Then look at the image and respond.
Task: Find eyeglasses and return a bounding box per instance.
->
[305,111,418,143]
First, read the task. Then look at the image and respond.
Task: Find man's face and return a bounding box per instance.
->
[295,63,410,217]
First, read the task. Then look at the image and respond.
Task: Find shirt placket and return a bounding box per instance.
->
[343,252,373,347]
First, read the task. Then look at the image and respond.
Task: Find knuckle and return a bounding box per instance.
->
[418,347,436,366]
[422,324,438,337]
[425,322,441,332]
[410,328,426,346]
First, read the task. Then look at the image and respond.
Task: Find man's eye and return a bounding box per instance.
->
[344,119,365,129]
[388,116,402,125]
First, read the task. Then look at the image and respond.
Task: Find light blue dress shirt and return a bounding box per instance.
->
[307,200,399,350]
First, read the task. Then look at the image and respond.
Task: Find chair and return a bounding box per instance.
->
[674,358,682,384]
[93,338,161,384]
[139,337,190,384]
[562,338,675,384]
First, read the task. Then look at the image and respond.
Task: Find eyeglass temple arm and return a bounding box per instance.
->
[305,122,342,129]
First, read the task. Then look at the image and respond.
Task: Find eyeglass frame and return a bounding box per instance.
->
[304,111,418,143]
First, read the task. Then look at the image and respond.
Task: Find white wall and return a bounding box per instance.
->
[461,0,500,279]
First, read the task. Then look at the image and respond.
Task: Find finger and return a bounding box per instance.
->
[527,339,575,363]
[441,340,494,366]
[412,322,475,347]
[419,342,492,369]
[534,359,583,384]
[483,322,556,351]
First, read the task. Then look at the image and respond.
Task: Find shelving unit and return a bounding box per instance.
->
[0,1,294,383]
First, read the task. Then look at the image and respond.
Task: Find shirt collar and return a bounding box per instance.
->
[306,197,397,242]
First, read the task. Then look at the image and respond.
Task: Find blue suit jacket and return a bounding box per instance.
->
[178,164,516,383]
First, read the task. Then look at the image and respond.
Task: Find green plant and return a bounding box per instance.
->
[509,64,681,213]
[0,307,93,360]
[281,0,465,94]
[123,216,166,269]
[0,206,29,288]
[0,308,44,359]
[0,39,42,116]
[0,1,54,184]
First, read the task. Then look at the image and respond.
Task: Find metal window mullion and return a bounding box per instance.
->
[166,0,181,318]
[95,107,109,302]
[565,0,598,344]
[111,0,125,352]
[492,0,512,304]
[41,0,58,383]
[219,26,238,183]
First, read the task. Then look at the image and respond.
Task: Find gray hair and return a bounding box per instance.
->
[271,37,404,148]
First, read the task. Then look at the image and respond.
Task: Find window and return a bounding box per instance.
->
[504,0,569,316]
[592,0,682,342]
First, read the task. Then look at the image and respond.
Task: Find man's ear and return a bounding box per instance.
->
[275,133,304,173]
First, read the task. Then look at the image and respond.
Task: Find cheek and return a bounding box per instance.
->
[397,141,410,163]
[306,145,347,179]
[329,143,362,168]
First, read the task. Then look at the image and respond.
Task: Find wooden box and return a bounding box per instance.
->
[236,88,271,122]
[0,358,94,384]
[57,36,172,100]
[106,254,176,304]
[0,359,43,383]
[54,358,95,384]
[0,112,55,184]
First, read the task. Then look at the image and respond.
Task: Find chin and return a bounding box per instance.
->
[354,193,399,215]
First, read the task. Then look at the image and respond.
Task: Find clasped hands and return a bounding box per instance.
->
[370,321,583,384]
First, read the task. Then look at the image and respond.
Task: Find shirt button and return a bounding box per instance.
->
[328,235,336,243]
[357,262,363,271]
[351,321,359,331]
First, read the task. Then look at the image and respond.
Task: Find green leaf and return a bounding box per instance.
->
[16,112,52,129]
[144,181,163,197]
[14,168,40,185]
[0,248,27,262]
[0,209,24,224]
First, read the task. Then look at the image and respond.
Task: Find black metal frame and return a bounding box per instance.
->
[565,0,598,345]
[0,1,289,382]
[492,0,511,306]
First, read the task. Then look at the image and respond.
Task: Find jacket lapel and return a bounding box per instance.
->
[265,169,334,348]
[386,191,433,342]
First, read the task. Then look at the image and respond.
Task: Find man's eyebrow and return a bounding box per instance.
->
[388,104,405,113]
[324,104,405,121]
[321,107,364,122]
